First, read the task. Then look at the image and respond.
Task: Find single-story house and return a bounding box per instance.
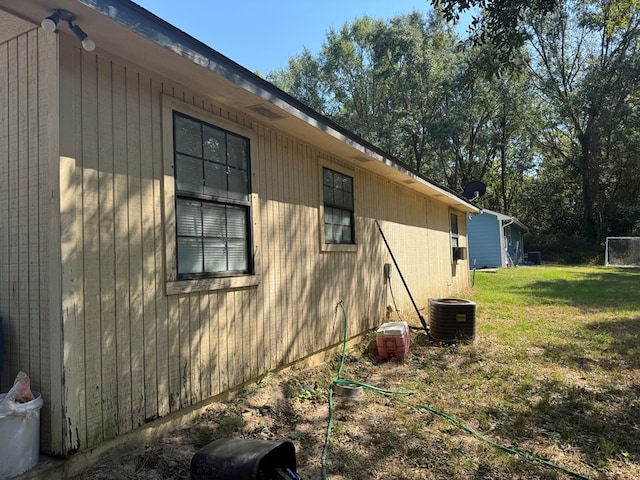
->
[467,209,528,268]
[0,0,479,459]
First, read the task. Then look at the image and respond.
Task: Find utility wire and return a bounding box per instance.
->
[387,278,403,322]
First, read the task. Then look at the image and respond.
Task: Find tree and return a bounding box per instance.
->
[483,75,544,214]
[526,0,640,242]
[267,4,640,255]
[319,16,394,151]
[433,0,560,71]
[269,11,462,175]
[267,48,326,113]
[366,12,461,174]
[268,11,541,206]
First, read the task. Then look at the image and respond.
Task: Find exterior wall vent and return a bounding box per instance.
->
[246,104,287,120]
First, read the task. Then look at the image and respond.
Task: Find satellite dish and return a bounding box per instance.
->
[463,181,486,202]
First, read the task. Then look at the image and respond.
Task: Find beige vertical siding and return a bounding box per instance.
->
[0,25,60,452]
[2,27,470,455]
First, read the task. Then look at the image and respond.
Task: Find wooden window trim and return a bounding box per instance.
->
[318,159,357,253]
[450,210,466,265]
[161,94,261,294]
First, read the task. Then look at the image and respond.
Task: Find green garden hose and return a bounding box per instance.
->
[320,300,594,480]
[418,403,593,480]
[321,302,413,479]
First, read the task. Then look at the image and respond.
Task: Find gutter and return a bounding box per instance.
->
[76,0,479,213]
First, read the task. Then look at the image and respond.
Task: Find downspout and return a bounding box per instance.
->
[502,218,514,267]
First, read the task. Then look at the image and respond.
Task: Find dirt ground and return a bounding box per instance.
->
[71,331,432,480]
[68,321,628,480]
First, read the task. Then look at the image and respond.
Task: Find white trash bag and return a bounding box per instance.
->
[0,371,35,416]
[0,371,43,479]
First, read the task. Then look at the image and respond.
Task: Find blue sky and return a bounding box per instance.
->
[134,0,467,74]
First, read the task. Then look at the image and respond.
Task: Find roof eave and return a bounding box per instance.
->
[78,0,479,212]
[2,0,479,213]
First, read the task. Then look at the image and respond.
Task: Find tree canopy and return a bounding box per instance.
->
[432,0,638,72]
[268,0,640,261]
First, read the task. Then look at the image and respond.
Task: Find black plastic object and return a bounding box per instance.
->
[429,298,476,343]
[528,251,541,265]
[190,438,298,480]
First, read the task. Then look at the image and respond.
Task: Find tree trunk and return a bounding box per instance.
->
[579,124,597,243]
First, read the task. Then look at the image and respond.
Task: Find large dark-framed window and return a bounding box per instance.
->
[173,111,253,278]
[322,167,355,245]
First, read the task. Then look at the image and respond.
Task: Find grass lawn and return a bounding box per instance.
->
[315,264,640,479]
[454,265,640,479]
[75,265,640,480]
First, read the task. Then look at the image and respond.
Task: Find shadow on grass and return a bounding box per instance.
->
[474,314,640,476]
[585,316,640,367]
[513,268,640,309]
[485,376,640,473]
[539,316,640,372]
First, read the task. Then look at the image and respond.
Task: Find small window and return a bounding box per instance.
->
[174,112,252,277]
[451,212,466,263]
[450,213,459,248]
[323,167,354,244]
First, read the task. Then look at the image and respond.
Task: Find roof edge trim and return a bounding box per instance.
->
[77,0,479,212]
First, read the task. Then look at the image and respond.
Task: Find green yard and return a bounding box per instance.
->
[313,265,640,479]
[453,265,640,478]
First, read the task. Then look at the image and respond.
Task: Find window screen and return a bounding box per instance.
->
[174,112,252,276]
[323,167,354,244]
[450,213,459,248]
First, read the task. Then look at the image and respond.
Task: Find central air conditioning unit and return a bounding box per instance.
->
[428,298,476,343]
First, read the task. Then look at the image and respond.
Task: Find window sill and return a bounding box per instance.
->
[166,274,261,295]
[320,243,358,253]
